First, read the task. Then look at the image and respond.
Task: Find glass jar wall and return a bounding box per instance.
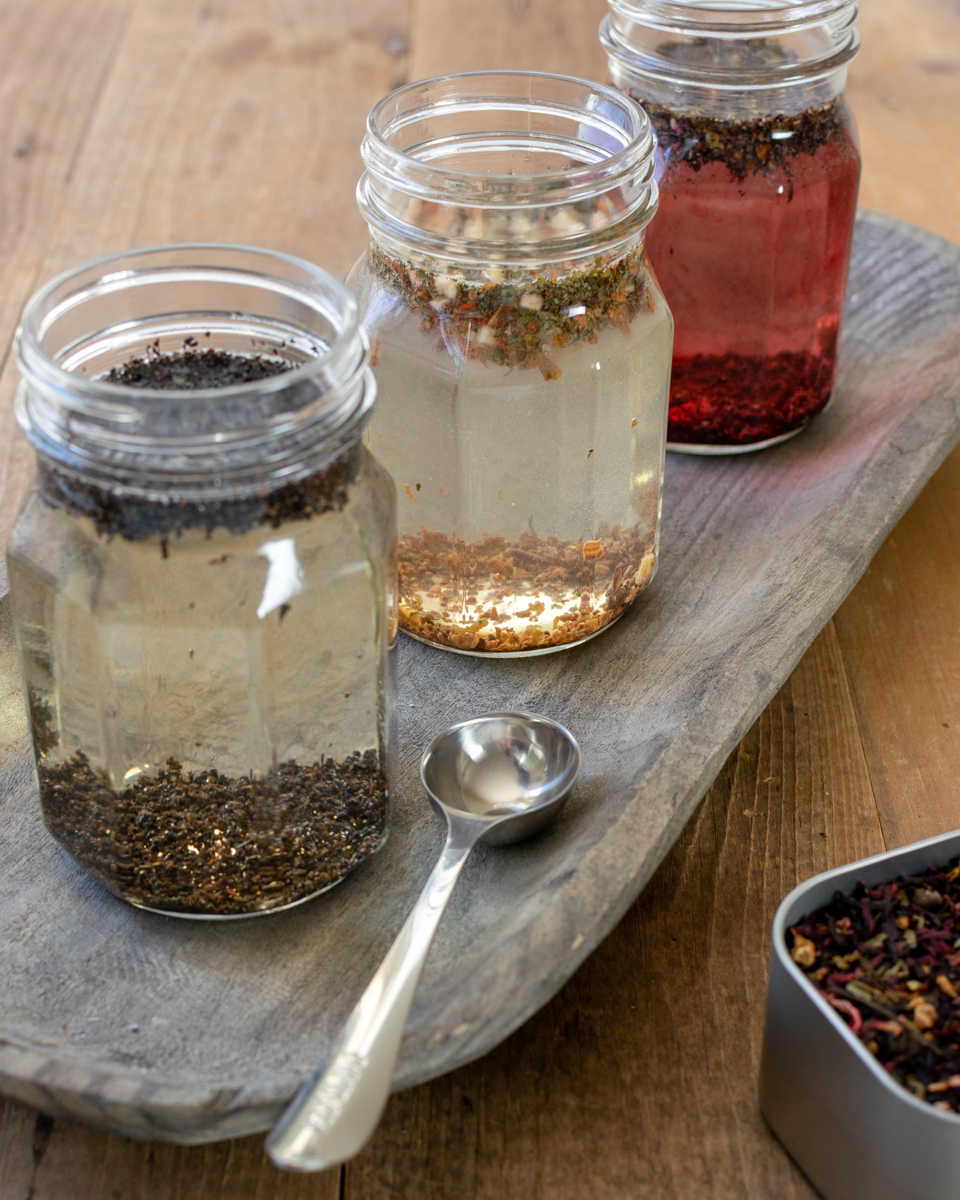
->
[7,245,396,918]
[349,71,673,656]
[602,0,861,452]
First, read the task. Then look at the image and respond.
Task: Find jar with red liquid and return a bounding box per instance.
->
[601,0,861,452]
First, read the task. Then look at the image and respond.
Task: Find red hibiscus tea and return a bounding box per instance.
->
[602,0,862,453]
[645,98,860,449]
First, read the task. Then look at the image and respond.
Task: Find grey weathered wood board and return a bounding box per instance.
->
[0,211,958,1145]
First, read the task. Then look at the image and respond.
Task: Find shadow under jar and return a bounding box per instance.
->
[7,245,396,918]
[349,71,673,656]
[602,0,861,453]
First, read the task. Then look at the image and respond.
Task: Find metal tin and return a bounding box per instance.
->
[761,830,960,1200]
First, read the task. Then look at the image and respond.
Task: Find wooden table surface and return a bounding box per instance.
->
[0,1,957,1196]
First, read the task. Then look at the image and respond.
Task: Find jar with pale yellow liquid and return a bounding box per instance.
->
[350,70,673,656]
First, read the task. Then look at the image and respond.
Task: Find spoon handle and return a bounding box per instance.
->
[266,832,476,1172]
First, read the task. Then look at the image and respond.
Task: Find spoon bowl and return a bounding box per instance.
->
[421,711,581,845]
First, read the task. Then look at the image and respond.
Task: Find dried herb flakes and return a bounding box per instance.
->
[637,94,849,184]
[370,247,653,378]
[104,348,291,389]
[668,350,835,446]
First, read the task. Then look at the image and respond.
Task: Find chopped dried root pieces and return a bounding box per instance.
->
[398,524,655,653]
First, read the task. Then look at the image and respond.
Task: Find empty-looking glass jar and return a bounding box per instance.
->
[7,245,396,918]
[602,0,861,452]
[350,71,672,655]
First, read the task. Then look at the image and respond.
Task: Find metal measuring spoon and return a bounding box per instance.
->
[267,710,581,1172]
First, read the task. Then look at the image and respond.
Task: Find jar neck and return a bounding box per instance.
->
[601,0,859,118]
[15,245,376,502]
[358,70,658,280]
[364,225,649,283]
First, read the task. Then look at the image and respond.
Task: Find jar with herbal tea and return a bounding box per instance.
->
[349,71,672,656]
[601,0,861,452]
[7,245,396,918]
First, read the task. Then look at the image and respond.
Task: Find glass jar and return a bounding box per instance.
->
[349,71,672,656]
[7,245,396,919]
[601,0,861,452]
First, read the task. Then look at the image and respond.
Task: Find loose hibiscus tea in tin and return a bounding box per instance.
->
[8,248,396,918]
[788,858,960,1114]
[603,1,861,452]
[352,71,672,655]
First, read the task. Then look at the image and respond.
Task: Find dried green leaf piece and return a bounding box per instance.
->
[369,246,654,376]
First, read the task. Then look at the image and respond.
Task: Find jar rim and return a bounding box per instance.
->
[363,69,653,199]
[606,0,857,36]
[601,0,859,95]
[358,69,658,269]
[17,242,361,405]
[15,243,376,497]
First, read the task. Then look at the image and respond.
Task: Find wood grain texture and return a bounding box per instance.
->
[0,1099,339,1200]
[33,0,409,277]
[0,0,136,554]
[406,0,960,251]
[833,442,960,848]
[384,212,960,1094]
[346,621,884,1200]
[0,606,882,1200]
[850,0,960,246]
[409,0,609,79]
[0,214,956,1147]
[0,618,885,1197]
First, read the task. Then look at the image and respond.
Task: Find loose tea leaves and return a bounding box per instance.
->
[398,525,655,652]
[39,750,388,916]
[38,444,361,542]
[638,95,849,185]
[104,347,291,389]
[636,88,859,447]
[370,246,654,378]
[38,346,360,540]
[789,860,960,1112]
[667,350,836,446]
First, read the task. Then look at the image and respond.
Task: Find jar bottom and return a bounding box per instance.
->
[37,747,390,918]
[129,872,349,920]
[402,609,630,657]
[125,831,390,920]
[666,425,807,456]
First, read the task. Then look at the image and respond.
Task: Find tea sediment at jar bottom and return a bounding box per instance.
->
[366,248,670,653]
[8,247,394,917]
[354,71,672,655]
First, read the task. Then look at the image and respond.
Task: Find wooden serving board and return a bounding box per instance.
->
[0,211,958,1145]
